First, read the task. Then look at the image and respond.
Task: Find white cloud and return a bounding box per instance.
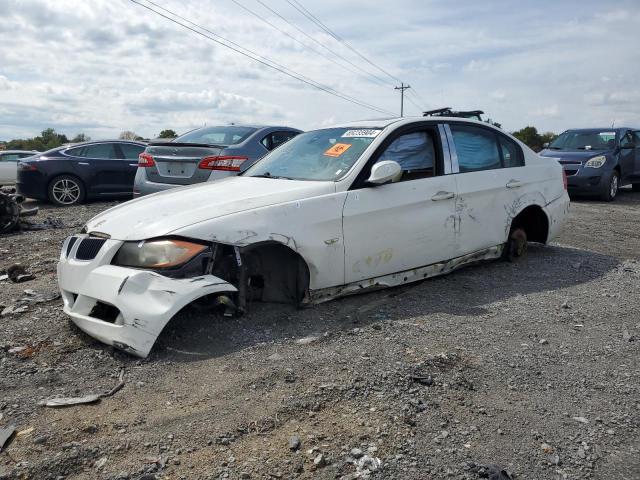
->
[0,0,639,140]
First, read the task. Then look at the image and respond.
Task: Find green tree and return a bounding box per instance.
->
[158,129,177,138]
[71,133,90,143]
[119,130,144,141]
[6,128,69,151]
[512,126,556,152]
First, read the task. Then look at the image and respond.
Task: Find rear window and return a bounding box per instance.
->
[175,126,257,145]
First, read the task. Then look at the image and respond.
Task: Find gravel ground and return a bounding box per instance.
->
[0,190,639,480]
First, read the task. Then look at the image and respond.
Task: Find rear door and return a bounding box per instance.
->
[342,124,458,284]
[66,143,124,194]
[115,142,146,192]
[445,123,516,255]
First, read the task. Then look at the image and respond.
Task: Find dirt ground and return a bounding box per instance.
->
[0,189,639,480]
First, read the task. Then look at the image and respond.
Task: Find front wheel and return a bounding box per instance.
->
[504,227,527,262]
[600,171,619,202]
[48,175,86,206]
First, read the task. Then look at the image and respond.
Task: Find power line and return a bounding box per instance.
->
[229,0,375,85]
[130,0,395,116]
[254,0,394,88]
[286,0,402,85]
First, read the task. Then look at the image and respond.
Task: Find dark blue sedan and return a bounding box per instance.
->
[17,140,146,206]
[540,128,640,201]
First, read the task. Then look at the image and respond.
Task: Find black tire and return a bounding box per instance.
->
[600,171,619,202]
[633,183,640,192]
[504,227,527,262]
[48,175,86,206]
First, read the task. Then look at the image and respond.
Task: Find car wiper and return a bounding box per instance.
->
[251,173,294,180]
[546,146,562,150]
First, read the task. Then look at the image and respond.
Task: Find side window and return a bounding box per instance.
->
[620,131,634,148]
[81,143,118,159]
[1,154,20,161]
[19,153,34,158]
[498,135,524,168]
[65,147,85,157]
[271,131,298,149]
[119,143,145,159]
[260,135,272,150]
[375,130,438,182]
[450,125,501,172]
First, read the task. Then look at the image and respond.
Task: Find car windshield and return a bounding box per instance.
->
[244,127,381,181]
[549,130,617,151]
[175,126,256,145]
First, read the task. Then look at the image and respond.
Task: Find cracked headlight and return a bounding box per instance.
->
[585,155,606,168]
[113,239,207,269]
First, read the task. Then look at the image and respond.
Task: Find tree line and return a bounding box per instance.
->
[2,128,178,151]
[3,126,555,153]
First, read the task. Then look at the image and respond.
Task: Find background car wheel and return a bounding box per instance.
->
[504,227,527,262]
[600,171,619,202]
[48,175,86,206]
[633,183,640,192]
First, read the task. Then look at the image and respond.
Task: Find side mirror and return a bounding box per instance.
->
[620,143,634,149]
[542,142,550,148]
[366,160,402,186]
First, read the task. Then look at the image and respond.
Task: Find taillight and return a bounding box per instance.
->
[138,152,155,167]
[17,162,37,172]
[198,156,248,172]
[562,169,568,191]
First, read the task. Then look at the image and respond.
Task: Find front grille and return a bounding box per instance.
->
[565,169,579,176]
[65,236,78,257]
[75,237,107,261]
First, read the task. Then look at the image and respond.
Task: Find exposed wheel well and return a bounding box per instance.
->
[241,242,310,305]
[510,205,549,244]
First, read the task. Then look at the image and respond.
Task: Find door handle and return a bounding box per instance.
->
[431,191,455,201]
[77,162,89,166]
[128,163,138,166]
[506,180,524,189]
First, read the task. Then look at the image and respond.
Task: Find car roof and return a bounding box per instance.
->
[62,139,147,148]
[330,116,494,129]
[562,127,633,132]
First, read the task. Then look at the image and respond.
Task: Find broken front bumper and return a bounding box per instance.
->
[57,236,236,358]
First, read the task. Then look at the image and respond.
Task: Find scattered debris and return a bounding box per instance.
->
[16,426,34,437]
[353,455,382,477]
[0,188,39,234]
[622,329,635,342]
[572,416,589,424]
[411,374,434,386]
[20,289,60,304]
[479,464,513,480]
[0,426,16,453]
[288,435,301,451]
[295,335,321,345]
[40,370,125,408]
[5,264,35,283]
[313,453,326,468]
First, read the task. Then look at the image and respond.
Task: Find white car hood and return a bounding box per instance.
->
[86,177,336,241]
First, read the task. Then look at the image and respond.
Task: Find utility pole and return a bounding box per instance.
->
[394,82,411,117]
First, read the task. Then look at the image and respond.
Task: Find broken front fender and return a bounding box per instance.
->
[58,258,237,358]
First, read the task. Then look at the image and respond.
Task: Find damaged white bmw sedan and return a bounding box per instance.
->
[58,117,569,357]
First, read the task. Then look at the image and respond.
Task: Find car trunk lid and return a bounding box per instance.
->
[144,143,226,185]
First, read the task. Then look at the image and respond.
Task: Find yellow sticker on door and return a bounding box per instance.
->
[324,143,352,157]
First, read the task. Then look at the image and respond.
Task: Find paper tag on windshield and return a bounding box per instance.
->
[599,132,615,136]
[342,129,381,138]
[324,143,352,157]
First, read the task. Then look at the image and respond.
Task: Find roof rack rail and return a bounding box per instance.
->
[423,107,484,121]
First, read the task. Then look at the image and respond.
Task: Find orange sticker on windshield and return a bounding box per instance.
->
[324,143,352,157]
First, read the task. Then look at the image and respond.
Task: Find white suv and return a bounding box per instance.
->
[57,117,570,357]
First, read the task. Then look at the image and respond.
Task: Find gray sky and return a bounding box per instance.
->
[1,0,639,140]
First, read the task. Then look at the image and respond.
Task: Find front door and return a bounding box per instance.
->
[342,126,458,284]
